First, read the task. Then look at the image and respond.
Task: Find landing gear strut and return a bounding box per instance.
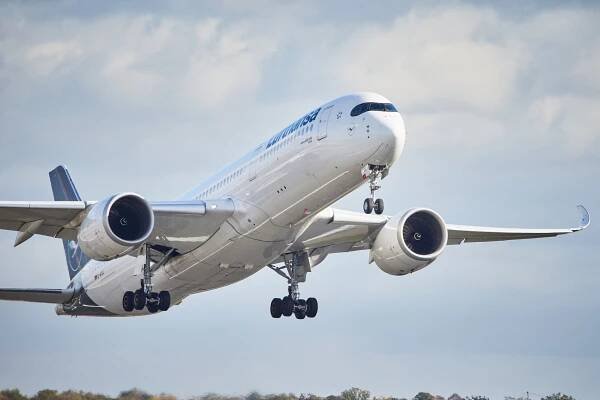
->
[268,253,318,319]
[122,245,174,313]
[363,165,385,215]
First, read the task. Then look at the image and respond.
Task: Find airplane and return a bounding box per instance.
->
[0,92,590,318]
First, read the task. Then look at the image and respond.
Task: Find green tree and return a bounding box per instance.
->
[412,394,434,400]
[466,396,489,400]
[118,389,152,400]
[341,388,370,400]
[541,394,575,400]
[32,390,59,400]
[0,389,28,400]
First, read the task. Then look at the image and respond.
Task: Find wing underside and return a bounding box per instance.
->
[0,199,234,253]
[285,205,590,263]
[0,288,75,304]
[446,205,590,245]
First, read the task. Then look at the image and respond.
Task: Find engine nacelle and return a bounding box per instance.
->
[371,208,448,275]
[77,193,154,261]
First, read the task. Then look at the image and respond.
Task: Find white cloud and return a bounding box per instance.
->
[572,43,600,91]
[333,7,525,113]
[328,5,600,159]
[0,14,277,109]
[25,40,82,76]
[182,20,276,108]
[407,111,506,154]
[529,95,600,156]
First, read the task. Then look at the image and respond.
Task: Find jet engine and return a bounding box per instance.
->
[371,208,448,275]
[77,193,154,261]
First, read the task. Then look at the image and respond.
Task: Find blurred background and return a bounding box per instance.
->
[0,1,598,399]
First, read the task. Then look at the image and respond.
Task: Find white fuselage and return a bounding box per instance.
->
[67,92,406,316]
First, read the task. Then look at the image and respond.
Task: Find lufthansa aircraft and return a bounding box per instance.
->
[0,93,590,318]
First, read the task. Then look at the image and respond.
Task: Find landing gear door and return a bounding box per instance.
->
[316,105,333,140]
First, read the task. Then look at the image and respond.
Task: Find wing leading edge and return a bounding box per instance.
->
[446,205,590,245]
[0,199,234,254]
[287,205,589,259]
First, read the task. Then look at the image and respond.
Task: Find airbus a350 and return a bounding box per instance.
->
[0,93,590,318]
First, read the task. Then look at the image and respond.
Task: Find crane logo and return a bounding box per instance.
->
[66,240,89,273]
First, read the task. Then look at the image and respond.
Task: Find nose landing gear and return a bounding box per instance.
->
[268,252,318,320]
[363,165,386,215]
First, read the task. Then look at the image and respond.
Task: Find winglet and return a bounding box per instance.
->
[574,205,590,231]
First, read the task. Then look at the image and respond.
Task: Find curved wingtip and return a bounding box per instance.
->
[575,205,590,231]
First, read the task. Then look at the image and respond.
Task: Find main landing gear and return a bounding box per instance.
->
[363,165,385,215]
[122,245,175,314]
[268,253,318,320]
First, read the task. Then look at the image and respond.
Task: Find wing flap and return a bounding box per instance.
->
[289,207,387,252]
[0,288,75,304]
[0,201,88,241]
[149,199,235,253]
[0,199,234,252]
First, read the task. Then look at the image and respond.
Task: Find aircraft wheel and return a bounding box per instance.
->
[374,198,384,215]
[147,292,159,313]
[147,302,159,314]
[282,296,294,317]
[363,198,374,214]
[294,299,307,319]
[270,298,283,318]
[133,289,146,310]
[306,297,318,318]
[158,291,171,311]
[122,291,134,312]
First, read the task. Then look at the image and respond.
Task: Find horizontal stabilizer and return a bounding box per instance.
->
[0,288,74,304]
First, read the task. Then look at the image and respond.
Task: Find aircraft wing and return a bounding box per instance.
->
[0,199,234,253]
[0,201,90,243]
[0,287,75,304]
[286,205,590,262]
[446,205,589,244]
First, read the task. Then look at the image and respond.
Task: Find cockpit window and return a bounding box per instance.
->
[384,103,397,112]
[350,102,398,117]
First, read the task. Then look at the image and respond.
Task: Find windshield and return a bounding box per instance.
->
[350,102,398,117]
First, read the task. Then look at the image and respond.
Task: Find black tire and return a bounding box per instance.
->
[374,198,384,215]
[363,198,374,214]
[147,301,159,314]
[147,292,159,313]
[133,289,146,310]
[122,291,134,312]
[294,304,306,320]
[306,297,318,318]
[282,296,294,317]
[158,291,171,312]
[270,298,283,318]
[295,299,307,319]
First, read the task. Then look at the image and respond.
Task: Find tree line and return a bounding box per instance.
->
[0,387,576,400]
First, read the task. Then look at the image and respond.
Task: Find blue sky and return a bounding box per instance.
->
[0,1,598,399]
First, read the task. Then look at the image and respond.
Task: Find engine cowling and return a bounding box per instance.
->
[371,208,448,275]
[77,193,154,261]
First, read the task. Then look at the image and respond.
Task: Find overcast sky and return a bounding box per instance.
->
[0,1,599,399]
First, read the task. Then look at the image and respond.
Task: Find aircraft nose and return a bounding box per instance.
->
[371,113,406,165]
